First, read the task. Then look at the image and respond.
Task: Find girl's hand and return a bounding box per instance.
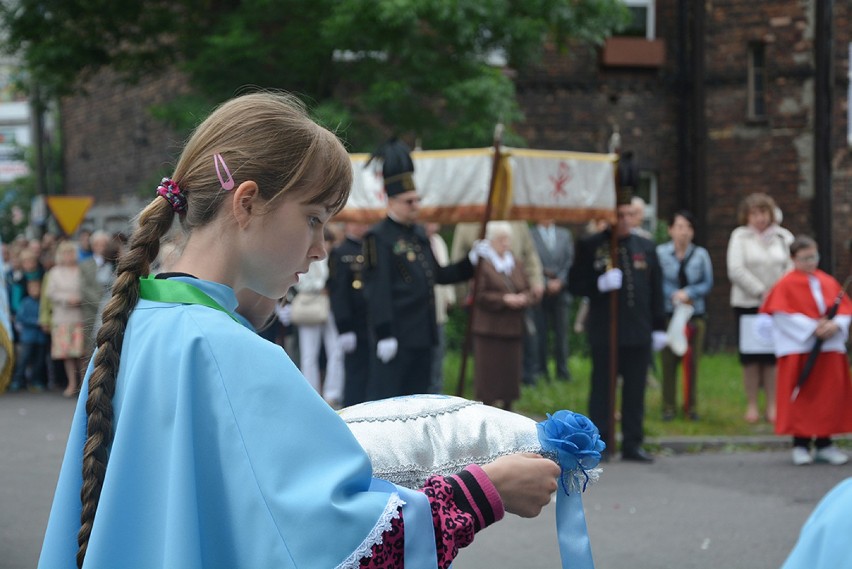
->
[482,453,560,518]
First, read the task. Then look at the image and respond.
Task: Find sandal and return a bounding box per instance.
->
[744,408,760,424]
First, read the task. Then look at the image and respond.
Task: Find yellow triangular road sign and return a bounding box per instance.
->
[46,196,94,236]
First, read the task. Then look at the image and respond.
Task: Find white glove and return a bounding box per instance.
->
[597,268,623,293]
[652,331,668,352]
[754,313,774,345]
[274,303,292,326]
[338,331,357,354]
[468,239,490,266]
[376,337,399,363]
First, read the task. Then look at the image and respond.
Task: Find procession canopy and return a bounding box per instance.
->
[336,147,617,225]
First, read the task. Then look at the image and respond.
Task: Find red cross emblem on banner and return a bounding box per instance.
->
[549,161,572,199]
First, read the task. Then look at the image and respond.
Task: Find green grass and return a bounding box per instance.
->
[442,350,779,438]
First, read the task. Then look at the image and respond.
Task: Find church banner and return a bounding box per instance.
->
[336,147,617,224]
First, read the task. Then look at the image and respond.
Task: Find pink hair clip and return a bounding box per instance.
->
[213,153,235,191]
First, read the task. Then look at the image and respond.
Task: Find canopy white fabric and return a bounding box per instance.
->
[337,147,617,224]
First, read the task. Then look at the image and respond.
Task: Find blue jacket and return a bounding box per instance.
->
[656,242,714,316]
[14,296,48,345]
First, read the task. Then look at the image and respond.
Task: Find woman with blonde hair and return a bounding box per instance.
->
[39,92,558,569]
[727,192,793,423]
[44,240,84,397]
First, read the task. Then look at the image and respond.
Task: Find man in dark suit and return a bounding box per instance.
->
[568,187,667,463]
[362,139,482,399]
[328,222,371,407]
[530,220,574,381]
[79,230,112,362]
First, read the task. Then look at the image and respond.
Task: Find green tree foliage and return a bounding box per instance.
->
[0,137,62,242]
[1,0,629,149]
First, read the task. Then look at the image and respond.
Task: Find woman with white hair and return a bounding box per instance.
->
[472,221,533,410]
[44,240,85,397]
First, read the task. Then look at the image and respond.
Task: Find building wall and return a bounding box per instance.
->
[60,68,190,206]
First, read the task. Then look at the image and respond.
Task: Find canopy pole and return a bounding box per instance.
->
[456,124,504,396]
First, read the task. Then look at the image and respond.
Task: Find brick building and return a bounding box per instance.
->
[514,0,852,348]
[58,0,852,348]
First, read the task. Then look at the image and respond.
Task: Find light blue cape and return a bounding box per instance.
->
[39,278,435,568]
[782,477,852,569]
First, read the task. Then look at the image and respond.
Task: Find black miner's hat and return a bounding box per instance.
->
[366,138,416,198]
[616,151,638,205]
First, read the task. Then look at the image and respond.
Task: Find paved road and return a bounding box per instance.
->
[455,449,849,568]
[2,391,850,569]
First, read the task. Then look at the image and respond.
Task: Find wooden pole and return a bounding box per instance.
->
[456,124,504,396]
[607,156,621,453]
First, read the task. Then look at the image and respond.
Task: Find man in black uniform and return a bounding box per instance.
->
[328,222,371,407]
[362,139,482,399]
[568,161,667,463]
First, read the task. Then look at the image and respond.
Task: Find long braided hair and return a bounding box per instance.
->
[75,92,352,567]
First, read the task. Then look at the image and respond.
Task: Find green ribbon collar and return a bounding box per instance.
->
[138,276,240,323]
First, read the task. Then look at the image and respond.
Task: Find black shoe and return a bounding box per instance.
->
[662,409,675,422]
[556,372,571,382]
[622,448,655,463]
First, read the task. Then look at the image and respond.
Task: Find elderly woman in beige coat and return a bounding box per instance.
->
[727,193,794,423]
[472,221,533,411]
[44,240,85,397]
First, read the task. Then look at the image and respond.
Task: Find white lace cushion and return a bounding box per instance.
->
[339,394,542,489]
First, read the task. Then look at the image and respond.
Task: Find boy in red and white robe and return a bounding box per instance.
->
[759,235,852,466]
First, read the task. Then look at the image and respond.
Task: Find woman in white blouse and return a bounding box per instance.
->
[727,193,793,423]
[293,229,344,408]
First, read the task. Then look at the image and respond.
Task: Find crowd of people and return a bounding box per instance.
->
[3,229,126,397]
[4,173,850,472]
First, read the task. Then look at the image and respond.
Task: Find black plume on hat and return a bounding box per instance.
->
[366,138,416,197]
[616,151,638,205]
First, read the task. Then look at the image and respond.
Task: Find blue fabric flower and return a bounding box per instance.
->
[537,410,606,494]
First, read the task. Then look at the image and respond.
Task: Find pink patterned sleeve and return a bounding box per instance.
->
[358,464,505,569]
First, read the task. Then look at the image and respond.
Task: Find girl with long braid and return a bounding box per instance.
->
[39,92,559,569]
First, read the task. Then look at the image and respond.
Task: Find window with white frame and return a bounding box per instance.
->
[636,170,658,236]
[622,0,656,40]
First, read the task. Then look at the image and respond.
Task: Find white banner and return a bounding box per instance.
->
[338,147,616,224]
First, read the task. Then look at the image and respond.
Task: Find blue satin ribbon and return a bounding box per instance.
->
[536,411,602,569]
[556,482,595,569]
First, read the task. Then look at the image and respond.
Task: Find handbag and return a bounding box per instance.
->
[289,292,330,326]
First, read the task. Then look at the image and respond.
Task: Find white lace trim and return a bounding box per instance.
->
[335,493,406,569]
